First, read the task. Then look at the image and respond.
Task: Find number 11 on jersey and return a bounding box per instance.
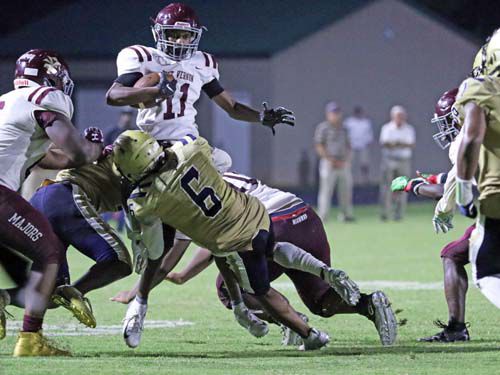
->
[164,83,189,120]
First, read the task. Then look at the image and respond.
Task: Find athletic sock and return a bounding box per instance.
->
[22,314,43,332]
[135,295,148,305]
[273,242,327,278]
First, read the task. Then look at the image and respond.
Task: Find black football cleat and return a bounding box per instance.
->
[419,320,470,343]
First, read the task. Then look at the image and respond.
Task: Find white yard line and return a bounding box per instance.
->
[273,280,445,291]
[6,320,194,337]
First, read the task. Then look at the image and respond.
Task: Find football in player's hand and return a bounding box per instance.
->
[131,72,161,109]
[134,72,161,88]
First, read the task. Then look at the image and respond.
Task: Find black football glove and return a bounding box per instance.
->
[260,102,295,135]
[157,71,177,98]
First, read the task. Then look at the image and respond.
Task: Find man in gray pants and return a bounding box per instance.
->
[314,102,354,222]
[379,105,415,221]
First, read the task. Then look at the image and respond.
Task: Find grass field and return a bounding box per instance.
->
[1,203,499,374]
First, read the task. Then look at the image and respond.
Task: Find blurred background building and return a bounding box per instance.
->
[0,0,494,198]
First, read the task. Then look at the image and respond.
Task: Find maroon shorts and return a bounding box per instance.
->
[440,225,474,266]
[216,204,332,315]
[0,184,63,267]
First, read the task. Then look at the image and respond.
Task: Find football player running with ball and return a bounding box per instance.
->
[0,49,104,356]
[106,2,294,147]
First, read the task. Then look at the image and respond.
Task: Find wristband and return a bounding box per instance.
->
[456,177,474,206]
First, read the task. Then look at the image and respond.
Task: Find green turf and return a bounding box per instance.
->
[1,203,498,374]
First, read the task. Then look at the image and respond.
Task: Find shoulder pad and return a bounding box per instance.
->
[29,87,73,119]
[117,45,152,75]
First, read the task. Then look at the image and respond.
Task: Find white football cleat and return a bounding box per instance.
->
[323,267,360,306]
[232,302,269,338]
[299,328,330,351]
[281,312,309,346]
[122,299,147,348]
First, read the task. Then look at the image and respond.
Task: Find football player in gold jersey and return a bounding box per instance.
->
[113,131,356,350]
[455,29,500,308]
[2,148,132,330]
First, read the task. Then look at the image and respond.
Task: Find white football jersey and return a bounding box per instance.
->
[116,45,220,140]
[222,172,303,214]
[0,86,73,191]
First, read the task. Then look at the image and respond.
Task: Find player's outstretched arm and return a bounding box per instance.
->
[166,247,214,285]
[212,92,295,134]
[212,91,260,122]
[44,113,103,168]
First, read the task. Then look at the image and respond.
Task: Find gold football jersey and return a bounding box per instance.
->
[128,137,270,255]
[56,154,122,213]
[454,76,500,218]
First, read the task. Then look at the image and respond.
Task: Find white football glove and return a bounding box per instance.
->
[232,301,269,338]
[432,211,454,234]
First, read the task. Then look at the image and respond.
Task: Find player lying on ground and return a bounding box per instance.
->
[454,30,500,310]
[391,87,474,342]
[113,172,398,346]
[112,132,362,350]
[3,146,133,330]
[0,49,103,356]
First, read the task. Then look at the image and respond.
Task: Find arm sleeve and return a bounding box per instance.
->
[202,78,224,99]
[114,72,144,87]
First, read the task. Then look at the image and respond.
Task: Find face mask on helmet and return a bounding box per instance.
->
[152,22,202,61]
[43,68,74,97]
[431,88,459,150]
[431,113,459,150]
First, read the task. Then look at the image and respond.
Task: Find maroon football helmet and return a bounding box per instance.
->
[431,88,459,149]
[14,49,74,96]
[151,3,204,61]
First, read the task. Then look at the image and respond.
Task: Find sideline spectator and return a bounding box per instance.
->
[344,106,373,184]
[104,109,136,145]
[314,102,355,222]
[379,105,415,221]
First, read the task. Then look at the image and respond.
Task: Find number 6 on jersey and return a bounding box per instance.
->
[181,166,222,217]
